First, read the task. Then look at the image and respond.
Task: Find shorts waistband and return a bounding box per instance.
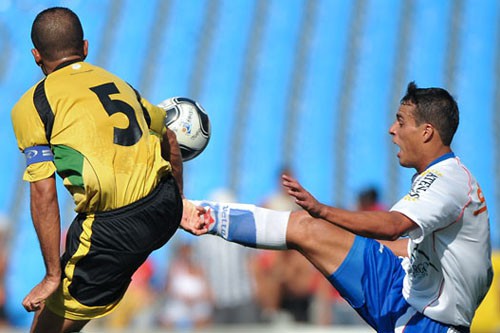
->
[80,175,174,219]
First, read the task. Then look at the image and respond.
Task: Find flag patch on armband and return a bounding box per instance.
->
[24,146,54,166]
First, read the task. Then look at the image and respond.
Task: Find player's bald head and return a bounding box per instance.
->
[31,7,84,61]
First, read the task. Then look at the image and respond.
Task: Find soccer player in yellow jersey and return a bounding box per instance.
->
[11,7,202,333]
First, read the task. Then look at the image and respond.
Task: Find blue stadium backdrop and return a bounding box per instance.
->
[0,0,498,328]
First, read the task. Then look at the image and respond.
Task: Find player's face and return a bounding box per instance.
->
[389,103,426,171]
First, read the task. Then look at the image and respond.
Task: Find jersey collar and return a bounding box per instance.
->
[53,58,83,72]
[411,152,455,183]
[425,151,455,170]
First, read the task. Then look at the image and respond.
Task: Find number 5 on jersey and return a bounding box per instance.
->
[90,82,142,146]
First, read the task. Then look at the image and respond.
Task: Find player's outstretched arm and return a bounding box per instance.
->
[180,199,209,235]
[282,174,323,217]
[282,174,416,240]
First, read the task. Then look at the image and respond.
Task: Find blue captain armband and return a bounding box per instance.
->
[24,146,54,166]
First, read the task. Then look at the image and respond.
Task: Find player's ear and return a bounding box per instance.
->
[82,40,88,60]
[31,48,42,66]
[422,123,434,143]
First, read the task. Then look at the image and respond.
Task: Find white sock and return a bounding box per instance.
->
[190,200,289,249]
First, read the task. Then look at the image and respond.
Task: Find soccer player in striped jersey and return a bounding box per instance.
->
[11,7,201,333]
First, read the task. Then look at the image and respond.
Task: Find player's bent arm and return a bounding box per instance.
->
[316,207,417,241]
[30,175,62,280]
[282,174,417,240]
[162,128,184,196]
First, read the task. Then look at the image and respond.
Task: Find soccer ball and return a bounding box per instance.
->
[158,97,211,161]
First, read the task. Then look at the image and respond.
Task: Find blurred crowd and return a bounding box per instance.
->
[0,214,10,329]
[0,169,385,331]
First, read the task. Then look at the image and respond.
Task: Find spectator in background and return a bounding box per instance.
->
[276,250,318,323]
[193,189,260,325]
[250,248,281,322]
[357,186,386,212]
[254,166,316,323]
[157,242,213,329]
[251,248,318,324]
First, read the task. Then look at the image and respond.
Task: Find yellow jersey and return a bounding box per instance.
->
[11,61,171,213]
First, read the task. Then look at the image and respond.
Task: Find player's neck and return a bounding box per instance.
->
[417,146,453,173]
[42,55,84,75]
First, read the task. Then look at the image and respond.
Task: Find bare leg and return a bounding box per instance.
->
[286,210,355,277]
[31,305,89,333]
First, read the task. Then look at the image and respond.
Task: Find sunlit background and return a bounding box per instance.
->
[0,0,499,332]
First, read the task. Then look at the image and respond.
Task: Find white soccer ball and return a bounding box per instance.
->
[158,97,211,161]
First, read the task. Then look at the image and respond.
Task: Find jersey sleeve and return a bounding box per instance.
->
[139,97,167,138]
[390,168,470,244]
[11,87,57,182]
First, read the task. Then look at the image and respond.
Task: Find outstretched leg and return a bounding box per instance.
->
[193,201,458,332]
[286,210,355,277]
[195,201,354,277]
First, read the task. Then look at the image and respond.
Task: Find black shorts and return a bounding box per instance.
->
[46,176,182,320]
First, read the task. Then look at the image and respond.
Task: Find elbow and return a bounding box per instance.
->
[386,231,403,242]
[383,211,412,241]
[379,223,406,241]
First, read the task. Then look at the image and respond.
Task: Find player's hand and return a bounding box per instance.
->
[180,199,209,235]
[282,174,323,218]
[22,275,60,312]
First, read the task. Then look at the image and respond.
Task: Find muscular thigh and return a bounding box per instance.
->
[286,211,355,276]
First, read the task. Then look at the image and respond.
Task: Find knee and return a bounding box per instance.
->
[286,210,318,249]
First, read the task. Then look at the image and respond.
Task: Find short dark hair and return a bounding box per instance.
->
[31,7,84,61]
[400,81,459,146]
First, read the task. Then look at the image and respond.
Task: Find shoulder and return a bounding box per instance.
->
[11,82,42,121]
[13,81,41,105]
[399,157,470,204]
[434,157,473,187]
